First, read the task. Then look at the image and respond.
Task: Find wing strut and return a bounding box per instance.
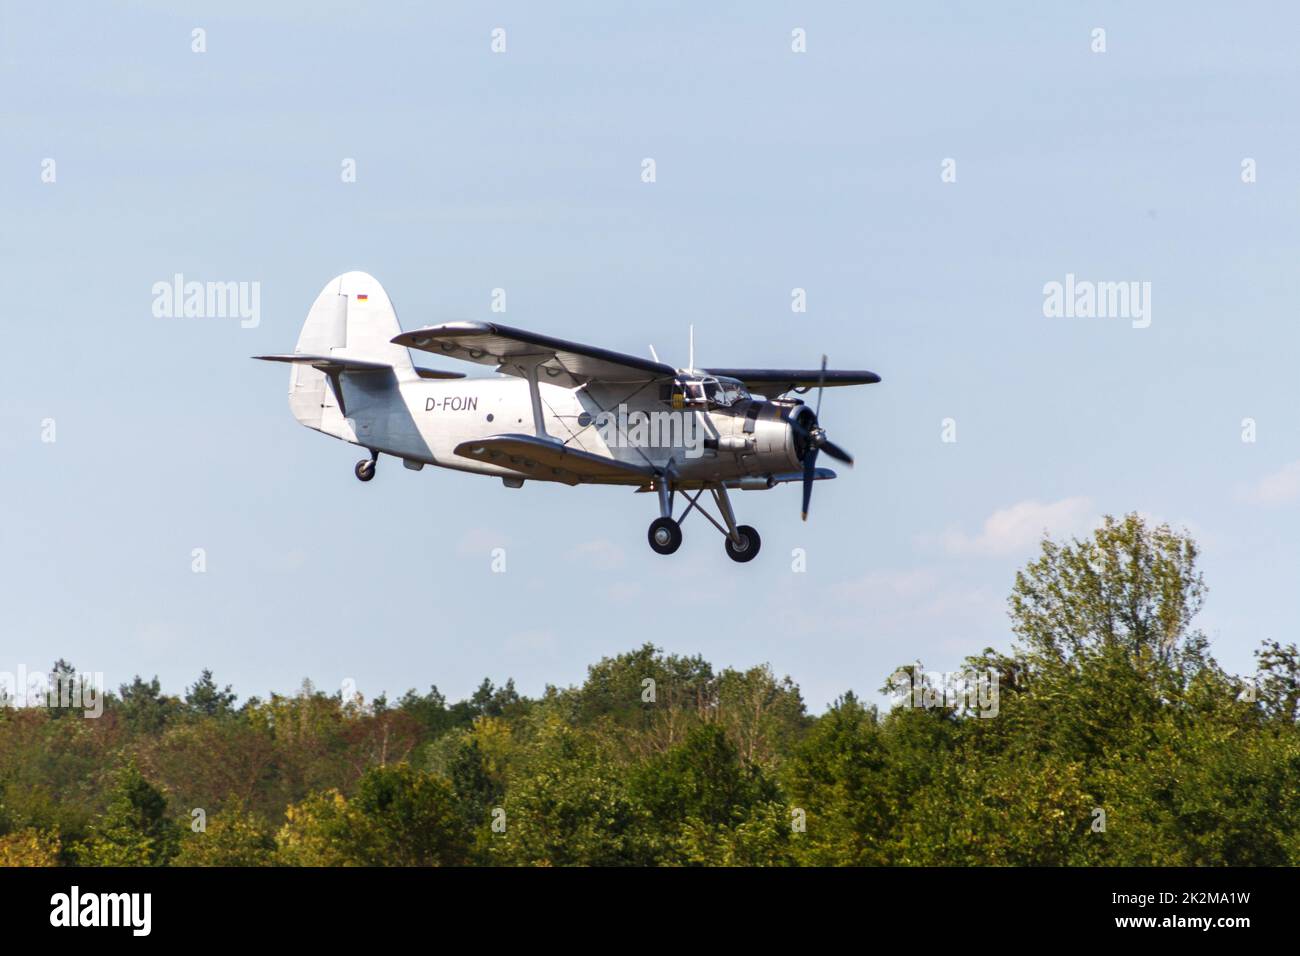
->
[509,354,552,440]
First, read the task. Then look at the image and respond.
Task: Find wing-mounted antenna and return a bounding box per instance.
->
[687,325,695,373]
[649,344,660,364]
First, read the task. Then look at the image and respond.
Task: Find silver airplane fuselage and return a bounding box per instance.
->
[322,374,805,486]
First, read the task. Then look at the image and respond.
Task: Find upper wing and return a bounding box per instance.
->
[703,368,881,396]
[454,434,655,486]
[392,322,675,388]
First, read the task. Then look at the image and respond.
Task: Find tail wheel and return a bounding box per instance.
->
[355,459,376,482]
[724,525,761,563]
[647,517,682,555]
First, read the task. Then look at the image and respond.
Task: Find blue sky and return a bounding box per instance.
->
[3,2,1297,710]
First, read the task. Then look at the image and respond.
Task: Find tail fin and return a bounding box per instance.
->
[286,271,413,434]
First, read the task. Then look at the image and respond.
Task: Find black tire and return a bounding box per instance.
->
[355,459,376,482]
[724,525,761,563]
[647,517,682,555]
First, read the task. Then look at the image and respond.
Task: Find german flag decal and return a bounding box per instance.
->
[356,294,369,302]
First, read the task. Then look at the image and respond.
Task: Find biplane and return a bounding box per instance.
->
[255,272,880,562]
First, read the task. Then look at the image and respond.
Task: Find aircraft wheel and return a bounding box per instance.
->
[647,517,682,555]
[724,525,761,563]
[355,459,376,482]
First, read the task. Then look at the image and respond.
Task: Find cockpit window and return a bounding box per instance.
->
[717,378,749,407]
[671,375,750,409]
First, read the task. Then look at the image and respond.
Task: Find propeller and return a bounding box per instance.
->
[791,355,855,521]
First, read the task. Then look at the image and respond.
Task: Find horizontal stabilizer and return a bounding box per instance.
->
[252,353,393,373]
[254,354,465,379]
[454,434,656,486]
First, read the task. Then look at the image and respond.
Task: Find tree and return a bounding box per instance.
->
[713,665,809,768]
[396,685,457,739]
[139,719,279,822]
[184,669,237,718]
[784,692,898,866]
[492,716,649,866]
[572,643,717,757]
[898,752,1096,865]
[1009,513,1207,671]
[77,760,179,866]
[274,789,354,866]
[1098,709,1300,865]
[242,683,358,800]
[447,736,504,861]
[173,800,275,866]
[46,660,81,720]
[276,764,468,866]
[997,513,1220,760]
[1254,640,1300,724]
[348,763,469,865]
[117,676,181,735]
[0,828,61,866]
[673,800,801,866]
[634,723,776,830]
[459,678,524,722]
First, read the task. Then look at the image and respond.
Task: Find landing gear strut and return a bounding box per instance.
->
[647,478,681,554]
[355,450,378,482]
[645,480,762,563]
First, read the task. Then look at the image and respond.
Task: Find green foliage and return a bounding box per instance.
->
[633,724,776,828]
[785,693,895,865]
[184,669,237,719]
[629,723,789,865]
[75,759,180,866]
[273,789,353,866]
[117,676,181,735]
[1254,640,1300,723]
[46,660,82,721]
[490,716,649,866]
[446,735,504,862]
[276,764,468,866]
[1009,513,1207,671]
[173,800,275,866]
[0,828,61,866]
[6,513,1300,866]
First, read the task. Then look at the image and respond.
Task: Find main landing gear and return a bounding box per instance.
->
[646,480,761,563]
[648,517,683,555]
[355,449,378,482]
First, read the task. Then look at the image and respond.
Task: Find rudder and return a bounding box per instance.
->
[288,271,413,434]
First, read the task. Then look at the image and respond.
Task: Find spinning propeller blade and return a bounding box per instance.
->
[797,354,854,521]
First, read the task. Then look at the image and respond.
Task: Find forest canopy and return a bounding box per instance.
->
[2,514,1297,867]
